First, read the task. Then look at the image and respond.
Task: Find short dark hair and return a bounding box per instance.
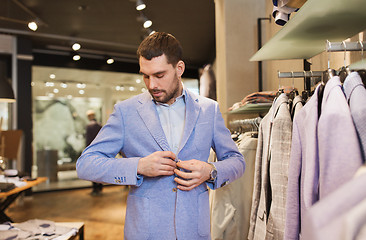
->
[137,32,183,66]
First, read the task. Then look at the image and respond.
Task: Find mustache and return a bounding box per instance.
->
[149,89,166,93]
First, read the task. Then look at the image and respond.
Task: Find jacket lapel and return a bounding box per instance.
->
[136,93,171,151]
[179,91,200,152]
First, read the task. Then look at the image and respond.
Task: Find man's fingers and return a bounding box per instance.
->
[159,170,175,176]
[160,158,177,167]
[174,169,192,179]
[177,183,198,191]
[174,177,197,187]
[159,151,176,160]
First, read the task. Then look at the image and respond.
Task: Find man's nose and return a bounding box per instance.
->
[148,78,158,89]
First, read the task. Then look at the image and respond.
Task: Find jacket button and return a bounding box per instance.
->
[172,188,177,192]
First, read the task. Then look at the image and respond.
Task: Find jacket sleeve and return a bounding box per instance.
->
[76,104,143,186]
[209,102,246,190]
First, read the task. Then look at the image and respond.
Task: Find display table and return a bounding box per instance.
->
[0,177,47,223]
[11,221,84,240]
[56,222,84,240]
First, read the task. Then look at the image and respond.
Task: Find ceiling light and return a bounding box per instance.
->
[143,19,152,29]
[79,90,85,95]
[28,21,38,31]
[129,86,136,91]
[53,88,59,93]
[72,43,81,51]
[45,82,54,87]
[67,95,73,99]
[0,78,16,102]
[115,86,121,91]
[136,79,141,84]
[107,58,114,64]
[77,83,86,89]
[141,87,146,92]
[73,54,81,61]
[136,0,146,11]
[49,74,56,79]
[60,83,68,88]
[149,30,156,35]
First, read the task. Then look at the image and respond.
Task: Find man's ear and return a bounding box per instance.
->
[176,60,185,78]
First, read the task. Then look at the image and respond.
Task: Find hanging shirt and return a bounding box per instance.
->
[154,89,186,155]
[343,72,366,162]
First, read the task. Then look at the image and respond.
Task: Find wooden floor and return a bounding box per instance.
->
[5,185,129,240]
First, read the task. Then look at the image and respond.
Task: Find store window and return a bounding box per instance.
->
[31,66,198,191]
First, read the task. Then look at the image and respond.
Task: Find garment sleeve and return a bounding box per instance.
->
[247,122,264,240]
[284,120,302,240]
[209,102,246,190]
[76,104,143,186]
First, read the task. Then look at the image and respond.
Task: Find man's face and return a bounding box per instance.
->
[139,54,184,105]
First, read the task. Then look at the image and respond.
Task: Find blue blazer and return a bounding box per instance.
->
[76,89,245,240]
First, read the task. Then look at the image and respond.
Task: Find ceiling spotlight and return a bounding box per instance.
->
[53,88,59,93]
[45,82,54,87]
[72,43,81,51]
[49,74,56,79]
[136,79,141,84]
[136,0,146,11]
[73,54,81,61]
[107,58,114,64]
[143,19,152,29]
[28,21,38,31]
[60,83,68,88]
[79,89,85,95]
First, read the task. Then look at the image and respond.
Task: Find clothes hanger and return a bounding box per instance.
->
[318,40,337,118]
[357,41,366,86]
[288,71,299,101]
[339,41,351,83]
[276,74,284,97]
[301,70,310,102]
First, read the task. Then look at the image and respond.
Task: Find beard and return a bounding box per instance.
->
[149,73,181,104]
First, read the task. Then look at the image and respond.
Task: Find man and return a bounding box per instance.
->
[77,32,245,240]
[85,110,103,195]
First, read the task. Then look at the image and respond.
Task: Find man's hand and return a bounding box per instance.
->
[137,151,177,177]
[174,160,212,191]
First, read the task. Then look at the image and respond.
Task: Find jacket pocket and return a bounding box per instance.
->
[124,194,150,240]
[198,190,210,236]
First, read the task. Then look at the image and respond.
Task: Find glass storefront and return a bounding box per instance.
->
[31,66,199,191]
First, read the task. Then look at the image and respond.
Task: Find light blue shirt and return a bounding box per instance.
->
[154,89,186,155]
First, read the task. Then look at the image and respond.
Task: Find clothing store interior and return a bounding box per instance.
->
[0,0,366,239]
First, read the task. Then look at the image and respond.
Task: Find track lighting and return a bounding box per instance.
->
[137,13,153,29]
[73,54,81,61]
[106,57,114,64]
[136,0,146,11]
[72,43,81,51]
[143,19,152,29]
[28,21,38,31]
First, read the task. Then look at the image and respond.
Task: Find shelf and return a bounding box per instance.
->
[250,0,366,61]
[227,103,272,114]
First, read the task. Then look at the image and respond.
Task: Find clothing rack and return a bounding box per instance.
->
[229,117,262,132]
[326,41,366,52]
[278,70,323,89]
[277,71,323,78]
